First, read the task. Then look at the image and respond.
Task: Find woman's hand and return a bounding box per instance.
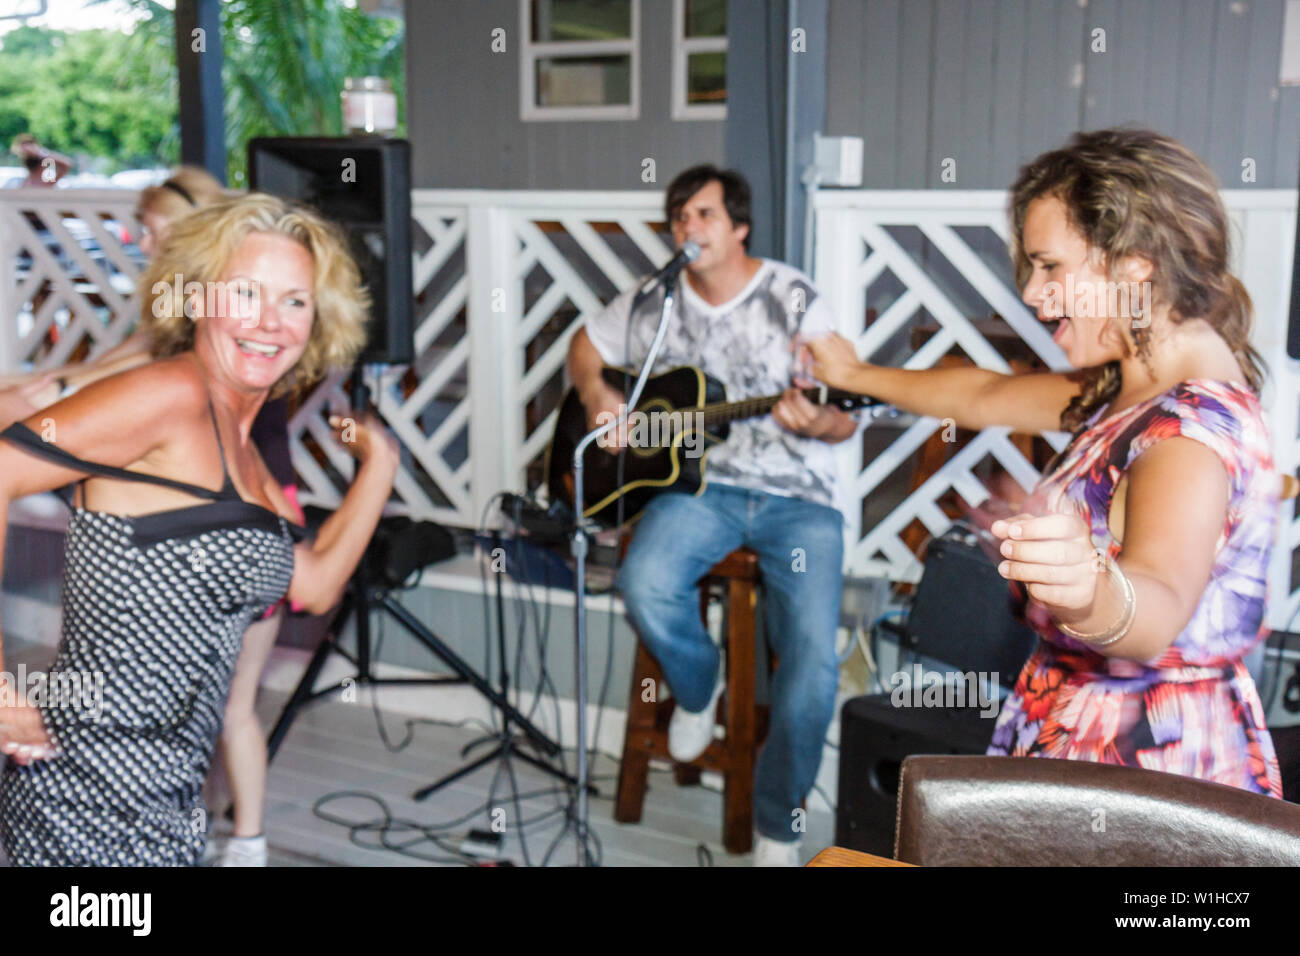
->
[990,512,1100,616]
[330,411,399,471]
[795,331,866,393]
[0,373,59,428]
[0,682,56,765]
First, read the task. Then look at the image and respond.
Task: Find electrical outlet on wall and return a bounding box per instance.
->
[812,135,864,187]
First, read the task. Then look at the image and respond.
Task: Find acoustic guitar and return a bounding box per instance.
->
[545,365,880,527]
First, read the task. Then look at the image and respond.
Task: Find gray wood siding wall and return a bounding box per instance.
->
[826,0,1300,189]
[403,0,726,189]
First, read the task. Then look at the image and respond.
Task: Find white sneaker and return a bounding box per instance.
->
[667,662,725,763]
[752,834,802,867]
[200,835,223,866]
[219,834,268,867]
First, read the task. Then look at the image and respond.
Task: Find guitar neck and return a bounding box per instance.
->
[696,386,840,428]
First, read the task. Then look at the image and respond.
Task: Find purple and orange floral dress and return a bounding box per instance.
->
[987,379,1283,797]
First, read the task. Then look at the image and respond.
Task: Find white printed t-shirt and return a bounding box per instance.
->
[583,258,842,509]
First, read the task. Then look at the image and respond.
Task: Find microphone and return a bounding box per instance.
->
[641,240,701,290]
[631,240,700,309]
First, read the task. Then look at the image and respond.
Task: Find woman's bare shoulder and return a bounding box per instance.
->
[32,354,210,444]
[3,355,213,486]
[85,353,208,410]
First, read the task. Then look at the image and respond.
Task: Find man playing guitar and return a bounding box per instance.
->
[565,164,857,866]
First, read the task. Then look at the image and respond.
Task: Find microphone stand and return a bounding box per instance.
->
[569,270,683,866]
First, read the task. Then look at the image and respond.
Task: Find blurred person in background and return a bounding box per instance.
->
[6,134,73,188]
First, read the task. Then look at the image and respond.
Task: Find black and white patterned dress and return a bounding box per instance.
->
[0,406,301,866]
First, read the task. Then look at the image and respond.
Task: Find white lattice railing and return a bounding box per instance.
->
[282,190,675,528]
[815,188,1300,628]
[0,188,142,372]
[3,186,1298,624]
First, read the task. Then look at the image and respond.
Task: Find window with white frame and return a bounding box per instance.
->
[672,0,726,120]
[520,0,639,121]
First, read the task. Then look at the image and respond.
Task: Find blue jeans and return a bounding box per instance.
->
[617,483,844,843]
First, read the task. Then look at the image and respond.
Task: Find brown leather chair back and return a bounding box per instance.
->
[895,755,1300,866]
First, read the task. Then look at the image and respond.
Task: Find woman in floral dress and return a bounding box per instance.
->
[802,128,1282,796]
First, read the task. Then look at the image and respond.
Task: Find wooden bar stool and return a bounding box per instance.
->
[614,547,768,853]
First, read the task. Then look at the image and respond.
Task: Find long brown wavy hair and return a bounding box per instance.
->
[1009,128,1264,431]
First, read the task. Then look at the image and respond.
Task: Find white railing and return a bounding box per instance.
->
[3,186,1298,625]
[287,190,676,527]
[0,188,142,372]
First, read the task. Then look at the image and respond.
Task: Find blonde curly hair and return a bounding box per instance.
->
[139,193,369,396]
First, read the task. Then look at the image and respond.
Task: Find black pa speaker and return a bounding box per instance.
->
[834,523,1039,855]
[903,525,1038,688]
[835,694,995,855]
[248,136,413,365]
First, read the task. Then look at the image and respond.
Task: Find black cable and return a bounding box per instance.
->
[491,496,611,864]
[1262,627,1291,714]
[312,789,572,866]
[342,488,579,865]
[498,512,590,863]
[477,493,507,733]
[305,486,637,865]
[507,525,579,843]
[308,732,656,866]
[587,569,620,788]
[483,497,543,865]
[358,583,502,753]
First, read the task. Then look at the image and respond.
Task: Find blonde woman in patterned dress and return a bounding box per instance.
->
[0,194,400,864]
[803,128,1281,796]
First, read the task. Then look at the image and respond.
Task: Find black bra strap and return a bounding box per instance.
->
[205,398,236,491]
[0,422,224,501]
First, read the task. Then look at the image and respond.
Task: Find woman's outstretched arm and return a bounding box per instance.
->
[801,331,1081,434]
[0,331,157,429]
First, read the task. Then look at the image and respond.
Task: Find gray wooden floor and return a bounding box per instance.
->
[2,634,835,867]
[215,686,835,867]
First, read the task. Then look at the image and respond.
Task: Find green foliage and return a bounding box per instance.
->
[219,0,405,185]
[0,22,178,172]
[0,0,405,182]
[1,22,59,58]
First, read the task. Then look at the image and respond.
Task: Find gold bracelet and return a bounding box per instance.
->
[1056,552,1136,647]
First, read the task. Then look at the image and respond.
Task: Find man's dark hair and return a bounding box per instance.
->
[665,164,752,250]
